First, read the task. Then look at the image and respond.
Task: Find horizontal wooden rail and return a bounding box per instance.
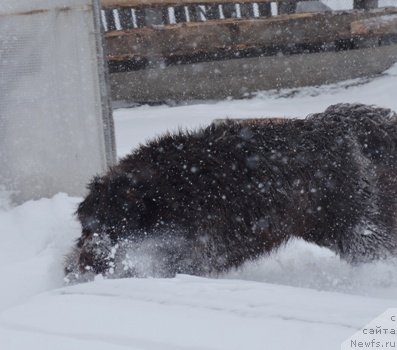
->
[105,7,397,62]
[351,14,397,35]
[102,0,311,9]
[100,0,318,34]
[100,1,386,32]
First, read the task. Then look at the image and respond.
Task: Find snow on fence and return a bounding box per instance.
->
[0,0,116,203]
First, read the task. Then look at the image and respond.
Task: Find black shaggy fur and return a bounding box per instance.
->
[65,103,397,282]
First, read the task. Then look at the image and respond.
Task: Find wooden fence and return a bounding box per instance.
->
[100,0,397,104]
[100,0,379,31]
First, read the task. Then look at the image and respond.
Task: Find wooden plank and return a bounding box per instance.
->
[351,14,397,35]
[102,0,312,9]
[110,44,397,103]
[105,7,397,61]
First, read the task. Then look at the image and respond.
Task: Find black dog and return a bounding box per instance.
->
[65,104,397,282]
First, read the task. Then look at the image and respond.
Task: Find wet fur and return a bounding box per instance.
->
[65,104,397,281]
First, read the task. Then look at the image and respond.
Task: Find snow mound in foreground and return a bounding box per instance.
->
[0,276,393,350]
[224,239,397,299]
[0,193,81,311]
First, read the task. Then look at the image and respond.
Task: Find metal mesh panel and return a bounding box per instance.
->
[0,0,116,203]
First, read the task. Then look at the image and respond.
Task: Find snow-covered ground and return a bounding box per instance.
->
[322,0,396,10]
[1,63,397,349]
[115,63,397,157]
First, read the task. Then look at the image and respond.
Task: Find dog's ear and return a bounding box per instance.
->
[76,176,107,225]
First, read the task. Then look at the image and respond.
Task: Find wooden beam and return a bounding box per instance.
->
[351,14,397,35]
[105,7,397,61]
[102,0,311,9]
[110,44,397,102]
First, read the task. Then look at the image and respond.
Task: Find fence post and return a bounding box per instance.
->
[353,0,379,10]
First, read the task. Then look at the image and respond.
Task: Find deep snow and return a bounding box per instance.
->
[1,65,397,349]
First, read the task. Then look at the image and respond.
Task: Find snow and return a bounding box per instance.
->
[0,193,80,311]
[1,65,397,349]
[115,63,397,157]
[321,0,396,10]
[0,277,394,350]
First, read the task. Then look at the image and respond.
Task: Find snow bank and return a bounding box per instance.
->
[0,276,393,350]
[224,239,397,299]
[0,194,80,311]
[321,0,396,10]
